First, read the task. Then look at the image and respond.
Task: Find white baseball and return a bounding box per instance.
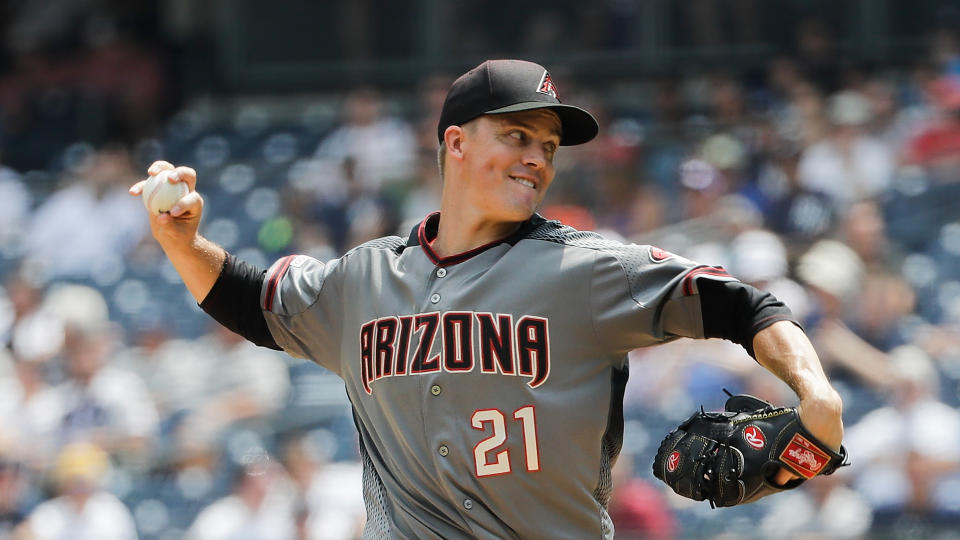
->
[141,170,189,215]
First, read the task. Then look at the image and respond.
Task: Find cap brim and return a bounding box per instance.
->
[485,102,599,146]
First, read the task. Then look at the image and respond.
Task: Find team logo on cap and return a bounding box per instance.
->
[537,70,559,99]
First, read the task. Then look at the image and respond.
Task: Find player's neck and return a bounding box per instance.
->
[432,208,522,258]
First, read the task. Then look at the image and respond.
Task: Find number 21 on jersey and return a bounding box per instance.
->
[471,406,540,477]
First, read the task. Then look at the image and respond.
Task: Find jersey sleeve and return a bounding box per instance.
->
[590,244,738,356]
[260,254,346,375]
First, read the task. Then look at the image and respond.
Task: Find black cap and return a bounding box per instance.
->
[437,59,599,146]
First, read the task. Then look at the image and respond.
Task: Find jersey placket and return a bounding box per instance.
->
[418,261,490,532]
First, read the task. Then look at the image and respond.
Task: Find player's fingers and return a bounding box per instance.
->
[167,166,198,192]
[772,467,800,486]
[148,160,175,176]
[169,191,203,217]
[129,179,148,196]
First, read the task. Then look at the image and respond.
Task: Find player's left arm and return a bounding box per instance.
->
[752,320,844,483]
[696,276,843,482]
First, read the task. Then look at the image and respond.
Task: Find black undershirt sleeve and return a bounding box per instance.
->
[697,278,799,359]
[199,253,281,350]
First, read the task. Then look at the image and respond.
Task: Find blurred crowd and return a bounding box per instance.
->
[1,4,960,540]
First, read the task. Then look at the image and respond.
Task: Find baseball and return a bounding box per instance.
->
[141,170,189,215]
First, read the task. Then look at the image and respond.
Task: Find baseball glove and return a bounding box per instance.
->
[652,392,848,508]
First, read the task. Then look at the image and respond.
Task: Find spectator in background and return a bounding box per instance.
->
[0,444,33,537]
[313,87,416,194]
[677,158,728,221]
[185,455,297,540]
[15,442,137,540]
[757,139,836,243]
[797,90,895,210]
[764,56,807,115]
[29,285,158,464]
[795,239,898,393]
[0,348,56,467]
[845,345,960,516]
[47,317,158,462]
[840,200,916,351]
[731,228,810,320]
[304,86,421,248]
[607,451,675,540]
[23,143,148,281]
[173,323,290,451]
[706,73,750,132]
[862,76,929,160]
[281,432,365,540]
[1,270,59,362]
[771,78,829,149]
[759,469,872,539]
[399,149,444,227]
[906,75,960,178]
[112,324,185,423]
[0,278,67,465]
[842,199,899,270]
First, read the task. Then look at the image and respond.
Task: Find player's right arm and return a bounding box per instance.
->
[131,161,280,350]
[129,160,224,303]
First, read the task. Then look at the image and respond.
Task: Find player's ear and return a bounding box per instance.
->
[444,125,466,162]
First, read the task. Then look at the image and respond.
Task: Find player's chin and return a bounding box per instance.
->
[506,192,543,217]
[498,200,539,222]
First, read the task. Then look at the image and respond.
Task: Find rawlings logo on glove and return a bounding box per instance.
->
[652,392,849,508]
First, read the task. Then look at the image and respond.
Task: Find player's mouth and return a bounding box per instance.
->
[508,175,536,189]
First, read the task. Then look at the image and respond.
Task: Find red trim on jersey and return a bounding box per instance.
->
[417,212,518,267]
[682,266,732,296]
[263,255,296,310]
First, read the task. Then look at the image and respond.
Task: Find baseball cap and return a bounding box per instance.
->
[827,90,872,126]
[437,59,599,146]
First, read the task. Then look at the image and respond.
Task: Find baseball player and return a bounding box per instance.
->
[131,59,844,539]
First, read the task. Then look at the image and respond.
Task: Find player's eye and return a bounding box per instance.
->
[508,130,525,141]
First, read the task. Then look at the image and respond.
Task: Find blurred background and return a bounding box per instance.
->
[0,0,959,538]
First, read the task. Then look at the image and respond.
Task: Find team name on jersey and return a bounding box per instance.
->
[358,312,550,394]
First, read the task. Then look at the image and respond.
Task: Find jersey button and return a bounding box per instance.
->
[463,499,473,510]
[430,293,441,304]
[438,445,449,457]
[430,385,442,396]
[436,268,447,278]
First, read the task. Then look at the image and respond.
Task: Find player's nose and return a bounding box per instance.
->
[521,147,549,171]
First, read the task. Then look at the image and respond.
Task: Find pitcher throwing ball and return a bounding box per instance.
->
[132,59,844,539]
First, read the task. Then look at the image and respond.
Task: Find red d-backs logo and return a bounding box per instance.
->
[650,246,672,261]
[667,451,681,472]
[743,425,766,450]
[537,70,559,99]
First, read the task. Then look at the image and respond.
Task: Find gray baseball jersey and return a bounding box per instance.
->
[260,213,736,539]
